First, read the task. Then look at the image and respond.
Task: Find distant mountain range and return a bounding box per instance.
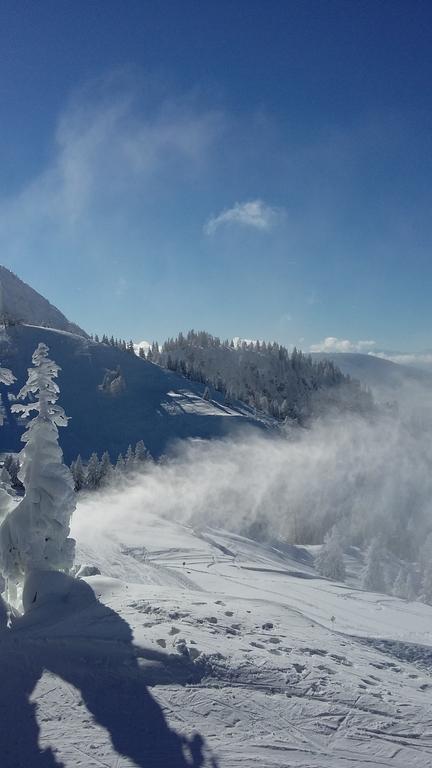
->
[310,351,432,402]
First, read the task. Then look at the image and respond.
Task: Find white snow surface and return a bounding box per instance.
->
[1,490,432,767]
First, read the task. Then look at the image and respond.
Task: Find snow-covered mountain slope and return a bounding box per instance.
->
[0,266,87,337]
[0,324,271,463]
[2,490,432,767]
[311,351,432,400]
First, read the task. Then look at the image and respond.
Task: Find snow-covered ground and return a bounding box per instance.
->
[1,492,432,767]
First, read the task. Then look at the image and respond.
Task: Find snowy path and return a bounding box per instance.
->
[0,505,431,766]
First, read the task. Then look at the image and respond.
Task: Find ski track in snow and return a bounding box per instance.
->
[1,507,432,767]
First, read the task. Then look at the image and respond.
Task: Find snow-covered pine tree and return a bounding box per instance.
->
[362,539,387,593]
[0,343,76,605]
[99,451,113,485]
[125,444,135,471]
[116,453,126,473]
[71,455,85,491]
[421,560,432,605]
[259,395,269,413]
[134,440,149,464]
[86,452,101,490]
[315,526,346,581]
[393,564,417,601]
[419,533,432,579]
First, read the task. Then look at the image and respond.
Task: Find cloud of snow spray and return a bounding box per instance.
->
[73,392,432,560]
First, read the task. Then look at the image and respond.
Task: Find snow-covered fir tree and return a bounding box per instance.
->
[393,564,417,601]
[99,451,113,485]
[86,453,101,490]
[0,343,76,605]
[315,526,346,581]
[419,533,432,581]
[125,444,134,471]
[116,452,126,473]
[421,559,432,605]
[158,330,372,423]
[362,539,387,593]
[71,454,85,492]
[134,440,149,464]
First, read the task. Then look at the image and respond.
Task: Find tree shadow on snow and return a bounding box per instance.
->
[0,574,219,768]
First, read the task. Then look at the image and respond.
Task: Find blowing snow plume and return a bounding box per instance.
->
[73,396,432,567]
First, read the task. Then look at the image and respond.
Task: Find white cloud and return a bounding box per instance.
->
[310,337,376,353]
[204,199,282,235]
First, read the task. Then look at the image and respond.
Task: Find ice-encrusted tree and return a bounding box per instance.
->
[315,526,346,581]
[0,343,76,605]
[362,539,386,593]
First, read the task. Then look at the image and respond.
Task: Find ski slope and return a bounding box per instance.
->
[1,490,432,767]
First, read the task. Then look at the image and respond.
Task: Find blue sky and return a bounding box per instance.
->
[1,0,431,355]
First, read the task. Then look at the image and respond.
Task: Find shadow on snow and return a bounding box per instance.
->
[0,573,218,767]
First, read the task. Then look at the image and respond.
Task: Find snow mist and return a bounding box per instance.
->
[73,405,432,561]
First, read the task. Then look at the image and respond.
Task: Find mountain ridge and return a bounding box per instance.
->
[0,266,87,337]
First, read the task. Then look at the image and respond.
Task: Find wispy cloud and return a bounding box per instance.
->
[310,337,376,353]
[0,74,223,257]
[204,199,282,235]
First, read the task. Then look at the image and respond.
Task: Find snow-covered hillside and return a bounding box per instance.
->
[0,266,86,337]
[2,488,432,767]
[311,351,432,401]
[0,325,271,463]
